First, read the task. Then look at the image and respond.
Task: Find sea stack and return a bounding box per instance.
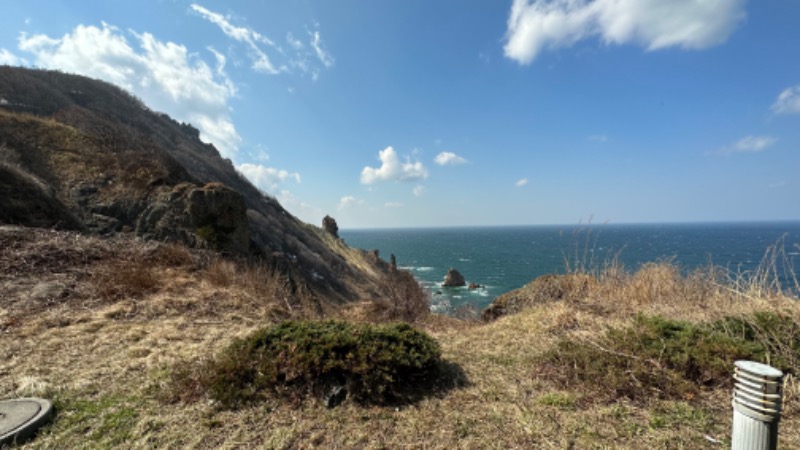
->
[442,268,466,287]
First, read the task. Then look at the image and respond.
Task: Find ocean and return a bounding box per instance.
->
[340,222,800,313]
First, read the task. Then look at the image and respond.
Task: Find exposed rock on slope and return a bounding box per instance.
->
[322,215,339,238]
[136,182,250,254]
[0,66,392,306]
[0,164,83,231]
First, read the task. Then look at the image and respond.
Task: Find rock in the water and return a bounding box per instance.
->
[442,268,466,287]
[468,282,481,290]
[322,215,339,238]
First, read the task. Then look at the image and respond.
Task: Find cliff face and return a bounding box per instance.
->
[0,66,388,306]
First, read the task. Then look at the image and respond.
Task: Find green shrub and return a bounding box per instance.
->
[175,320,442,408]
[713,311,800,373]
[538,313,792,403]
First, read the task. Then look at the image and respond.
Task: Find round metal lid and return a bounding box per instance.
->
[0,398,54,446]
[735,360,784,379]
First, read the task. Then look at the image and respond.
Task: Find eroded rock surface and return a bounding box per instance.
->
[136,182,249,253]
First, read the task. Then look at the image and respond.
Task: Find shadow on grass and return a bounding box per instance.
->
[384,358,471,407]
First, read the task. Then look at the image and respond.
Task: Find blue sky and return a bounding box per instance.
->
[1,1,799,228]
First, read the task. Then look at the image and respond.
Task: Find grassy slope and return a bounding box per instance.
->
[2,227,799,449]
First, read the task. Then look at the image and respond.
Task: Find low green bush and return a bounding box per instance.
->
[172,320,442,408]
[540,313,797,403]
[713,311,800,372]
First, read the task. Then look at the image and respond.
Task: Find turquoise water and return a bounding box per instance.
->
[340,222,800,313]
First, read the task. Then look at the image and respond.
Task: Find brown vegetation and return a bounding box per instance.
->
[2,223,798,448]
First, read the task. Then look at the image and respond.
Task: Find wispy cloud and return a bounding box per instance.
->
[310,30,334,68]
[338,195,364,210]
[10,23,241,157]
[191,3,281,74]
[504,0,746,65]
[237,163,301,192]
[190,3,334,81]
[434,151,468,166]
[772,85,800,115]
[286,32,304,50]
[717,135,778,156]
[384,202,404,208]
[413,185,427,197]
[515,178,529,187]
[589,134,608,143]
[361,146,428,184]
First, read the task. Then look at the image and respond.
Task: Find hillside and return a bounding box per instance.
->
[1,226,798,448]
[0,66,394,309]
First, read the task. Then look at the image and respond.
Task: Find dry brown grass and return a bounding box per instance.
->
[2,226,799,449]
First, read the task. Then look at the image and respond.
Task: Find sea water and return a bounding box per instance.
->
[340,222,800,313]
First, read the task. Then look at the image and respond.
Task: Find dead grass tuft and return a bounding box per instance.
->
[95,260,160,300]
[368,269,430,323]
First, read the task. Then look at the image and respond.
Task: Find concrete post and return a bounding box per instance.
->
[731,360,784,450]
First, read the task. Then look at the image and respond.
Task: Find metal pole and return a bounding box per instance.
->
[731,360,784,450]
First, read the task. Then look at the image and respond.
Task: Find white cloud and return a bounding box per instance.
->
[310,30,334,68]
[0,48,24,65]
[504,0,747,65]
[276,189,322,224]
[14,23,241,157]
[338,195,364,210]
[413,185,427,197]
[237,163,301,191]
[384,202,404,208]
[361,146,428,184]
[286,32,304,50]
[515,178,529,187]
[254,145,270,161]
[434,151,468,166]
[192,3,334,80]
[589,133,608,142]
[191,4,281,74]
[718,135,777,156]
[772,85,800,115]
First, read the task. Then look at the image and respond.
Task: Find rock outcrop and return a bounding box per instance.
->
[322,215,339,238]
[136,182,250,253]
[0,165,84,231]
[442,268,466,287]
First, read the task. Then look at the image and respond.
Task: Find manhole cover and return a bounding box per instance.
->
[0,398,54,446]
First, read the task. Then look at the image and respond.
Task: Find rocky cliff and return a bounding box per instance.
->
[0,66,391,307]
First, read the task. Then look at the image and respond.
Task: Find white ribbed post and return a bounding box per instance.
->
[731,360,784,450]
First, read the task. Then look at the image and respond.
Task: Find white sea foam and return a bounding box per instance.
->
[430,297,451,313]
